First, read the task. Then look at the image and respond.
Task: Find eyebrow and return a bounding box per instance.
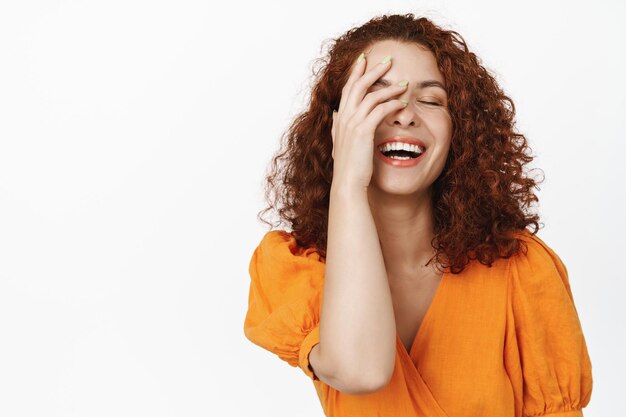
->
[374,78,447,92]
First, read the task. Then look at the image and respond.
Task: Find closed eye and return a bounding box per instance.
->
[420,100,443,106]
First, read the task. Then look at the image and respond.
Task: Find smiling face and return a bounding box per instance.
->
[364,39,452,197]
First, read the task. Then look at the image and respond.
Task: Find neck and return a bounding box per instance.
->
[367,186,438,278]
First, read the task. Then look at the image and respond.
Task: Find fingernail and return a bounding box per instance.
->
[356,52,365,64]
[381,55,392,64]
[397,80,409,87]
[399,99,409,105]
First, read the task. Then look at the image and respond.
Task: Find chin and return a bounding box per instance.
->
[369,178,430,197]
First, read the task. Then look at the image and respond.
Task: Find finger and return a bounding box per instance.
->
[352,82,408,122]
[342,56,394,117]
[360,99,409,132]
[337,53,367,114]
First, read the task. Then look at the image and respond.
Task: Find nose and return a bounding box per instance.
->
[384,100,420,128]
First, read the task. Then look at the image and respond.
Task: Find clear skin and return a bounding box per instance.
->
[311,40,453,394]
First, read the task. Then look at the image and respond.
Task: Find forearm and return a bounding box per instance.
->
[317,183,396,388]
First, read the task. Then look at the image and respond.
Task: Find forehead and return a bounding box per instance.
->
[364,40,444,84]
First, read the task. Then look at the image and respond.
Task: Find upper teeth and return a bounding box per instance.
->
[378,142,425,154]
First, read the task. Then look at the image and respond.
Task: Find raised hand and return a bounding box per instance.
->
[330,53,409,190]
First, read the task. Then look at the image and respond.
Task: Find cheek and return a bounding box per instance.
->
[430,117,452,167]
[426,113,452,145]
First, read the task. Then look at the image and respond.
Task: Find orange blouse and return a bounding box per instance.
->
[243,229,593,417]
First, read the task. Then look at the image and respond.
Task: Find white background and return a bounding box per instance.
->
[0,0,623,416]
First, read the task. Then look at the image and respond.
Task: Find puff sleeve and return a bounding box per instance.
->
[243,230,325,382]
[504,231,593,417]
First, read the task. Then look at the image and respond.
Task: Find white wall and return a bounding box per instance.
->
[0,0,622,416]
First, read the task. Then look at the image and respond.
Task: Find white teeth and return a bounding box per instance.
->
[377,142,424,154]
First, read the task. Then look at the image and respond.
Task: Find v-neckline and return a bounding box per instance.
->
[396,270,448,360]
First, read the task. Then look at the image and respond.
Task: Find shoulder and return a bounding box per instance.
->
[508,228,568,277]
[511,228,560,255]
[506,228,577,313]
[254,229,325,264]
[248,230,326,296]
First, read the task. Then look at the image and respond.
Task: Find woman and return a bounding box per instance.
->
[244,13,593,417]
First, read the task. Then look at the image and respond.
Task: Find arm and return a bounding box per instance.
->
[309,185,396,394]
[309,52,409,393]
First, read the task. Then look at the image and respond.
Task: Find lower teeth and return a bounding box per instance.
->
[389,155,411,160]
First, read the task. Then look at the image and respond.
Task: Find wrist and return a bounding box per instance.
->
[330,182,369,200]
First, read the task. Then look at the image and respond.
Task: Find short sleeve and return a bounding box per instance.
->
[504,230,593,417]
[243,230,325,382]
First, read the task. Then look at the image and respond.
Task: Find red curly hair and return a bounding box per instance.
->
[257,13,544,274]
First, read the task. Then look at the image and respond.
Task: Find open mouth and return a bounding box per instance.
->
[379,149,422,160]
[377,143,425,160]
